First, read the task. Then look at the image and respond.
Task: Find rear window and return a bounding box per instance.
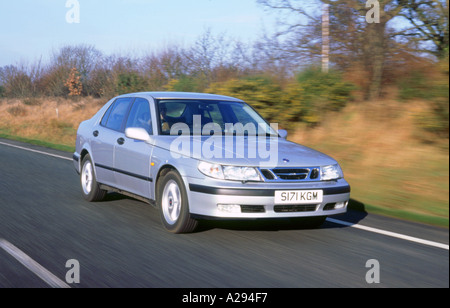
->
[101,97,133,131]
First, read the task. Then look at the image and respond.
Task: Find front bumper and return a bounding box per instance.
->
[186,177,351,219]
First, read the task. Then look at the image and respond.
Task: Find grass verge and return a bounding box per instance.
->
[292,100,449,229]
[0,129,75,153]
[348,199,448,228]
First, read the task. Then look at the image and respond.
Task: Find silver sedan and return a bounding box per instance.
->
[73,92,350,233]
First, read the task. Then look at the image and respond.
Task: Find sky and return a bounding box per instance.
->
[0,0,280,66]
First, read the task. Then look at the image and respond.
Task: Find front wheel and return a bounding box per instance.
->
[157,170,198,234]
[80,154,106,202]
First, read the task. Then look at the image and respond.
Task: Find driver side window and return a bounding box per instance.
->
[125,98,153,135]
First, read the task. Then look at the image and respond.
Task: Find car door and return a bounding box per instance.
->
[91,97,133,187]
[114,97,155,199]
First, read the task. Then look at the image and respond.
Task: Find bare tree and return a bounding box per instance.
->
[49,45,104,96]
[182,29,238,89]
[395,0,449,59]
[0,61,44,97]
[258,0,448,99]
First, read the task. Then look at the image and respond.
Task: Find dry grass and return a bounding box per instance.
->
[0,97,105,147]
[291,99,449,224]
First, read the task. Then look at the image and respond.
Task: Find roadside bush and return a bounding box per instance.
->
[165,76,201,93]
[85,68,116,98]
[206,74,354,129]
[206,77,284,123]
[3,71,34,98]
[116,72,148,95]
[397,71,430,101]
[279,82,306,126]
[397,54,449,138]
[7,105,27,117]
[432,54,449,137]
[296,67,355,113]
[0,85,5,97]
[38,66,70,97]
[22,97,42,106]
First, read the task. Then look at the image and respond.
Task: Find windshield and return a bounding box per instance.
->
[157,99,278,136]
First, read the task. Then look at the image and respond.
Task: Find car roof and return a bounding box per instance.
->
[120,92,244,102]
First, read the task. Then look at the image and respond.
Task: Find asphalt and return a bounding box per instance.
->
[0,138,448,288]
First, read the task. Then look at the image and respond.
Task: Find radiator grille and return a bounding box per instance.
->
[259,167,320,181]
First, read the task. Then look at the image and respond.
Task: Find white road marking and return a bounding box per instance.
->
[1,140,448,251]
[0,239,70,288]
[327,218,449,250]
[0,141,72,161]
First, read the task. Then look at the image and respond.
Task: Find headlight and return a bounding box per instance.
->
[321,164,343,181]
[223,166,262,182]
[198,162,262,182]
[198,162,224,180]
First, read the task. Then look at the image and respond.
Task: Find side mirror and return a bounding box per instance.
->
[278,129,288,139]
[125,127,151,142]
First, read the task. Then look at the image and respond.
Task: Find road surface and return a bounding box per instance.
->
[0,138,448,289]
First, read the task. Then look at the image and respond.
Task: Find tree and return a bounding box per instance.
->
[183,29,235,90]
[51,45,103,96]
[257,0,449,100]
[0,65,33,97]
[141,45,189,90]
[65,67,83,97]
[257,0,323,66]
[316,0,404,100]
[395,0,449,59]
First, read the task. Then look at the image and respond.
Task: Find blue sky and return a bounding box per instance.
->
[0,0,279,66]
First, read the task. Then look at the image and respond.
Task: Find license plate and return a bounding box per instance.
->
[275,190,323,205]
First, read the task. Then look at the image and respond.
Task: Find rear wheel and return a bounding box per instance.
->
[80,154,106,202]
[157,170,198,233]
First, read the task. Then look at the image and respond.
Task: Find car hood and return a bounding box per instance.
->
[153,136,337,167]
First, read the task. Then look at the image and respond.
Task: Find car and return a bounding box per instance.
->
[73,92,351,233]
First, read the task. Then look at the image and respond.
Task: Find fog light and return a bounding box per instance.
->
[217,204,241,213]
[335,201,348,209]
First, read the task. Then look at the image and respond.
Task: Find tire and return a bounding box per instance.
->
[80,154,106,202]
[157,170,198,234]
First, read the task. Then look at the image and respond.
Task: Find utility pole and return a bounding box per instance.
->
[322,3,330,73]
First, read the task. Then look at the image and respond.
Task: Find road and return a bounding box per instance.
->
[0,138,448,288]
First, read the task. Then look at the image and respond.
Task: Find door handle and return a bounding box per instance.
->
[117,138,125,145]
[93,130,99,137]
